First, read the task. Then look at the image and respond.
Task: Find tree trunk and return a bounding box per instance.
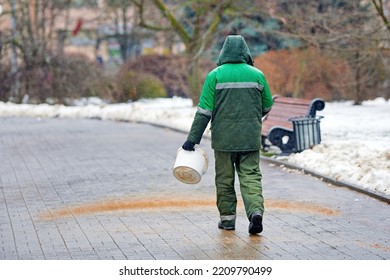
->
[187,57,202,106]
[354,51,363,105]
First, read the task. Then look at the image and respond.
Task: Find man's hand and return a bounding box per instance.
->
[182,140,195,151]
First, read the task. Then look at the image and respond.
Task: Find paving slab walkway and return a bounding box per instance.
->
[0,117,389,260]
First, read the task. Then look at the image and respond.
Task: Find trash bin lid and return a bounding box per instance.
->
[289,116,324,122]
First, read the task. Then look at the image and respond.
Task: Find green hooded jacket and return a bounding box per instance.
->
[187,35,273,152]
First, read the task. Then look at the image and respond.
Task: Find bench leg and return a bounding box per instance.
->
[267,127,296,154]
[261,135,269,149]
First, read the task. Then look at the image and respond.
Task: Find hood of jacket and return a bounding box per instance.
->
[217,35,254,66]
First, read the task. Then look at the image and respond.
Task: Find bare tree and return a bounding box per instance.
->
[0,0,105,103]
[132,0,234,103]
[0,0,73,102]
[101,0,142,62]
[371,0,390,35]
[257,0,390,104]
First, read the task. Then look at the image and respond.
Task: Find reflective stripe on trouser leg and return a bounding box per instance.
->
[220,214,236,222]
[214,151,237,217]
[235,150,264,220]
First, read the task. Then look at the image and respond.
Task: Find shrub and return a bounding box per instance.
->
[136,73,167,99]
[120,54,214,98]
[0,52,109,104]
[114,70,167,102]
[0,63,12,102]
[113,71,137,102]
[254,47,354,101]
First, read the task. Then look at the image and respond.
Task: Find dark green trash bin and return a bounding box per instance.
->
[289,116,324,152]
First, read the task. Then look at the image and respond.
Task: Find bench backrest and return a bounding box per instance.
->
[262,96,325,135]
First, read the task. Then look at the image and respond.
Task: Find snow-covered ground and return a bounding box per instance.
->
[0,97,389,196]
[286,98,389,196]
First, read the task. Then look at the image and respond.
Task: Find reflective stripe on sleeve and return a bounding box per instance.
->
[197,106,212,117]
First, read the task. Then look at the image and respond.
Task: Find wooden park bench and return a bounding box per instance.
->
[262,96,325,154]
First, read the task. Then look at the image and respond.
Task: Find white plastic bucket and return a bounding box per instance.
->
[173,147,208,184]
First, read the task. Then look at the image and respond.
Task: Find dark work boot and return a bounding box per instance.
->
[248,212,263,235]
[218,220,235,230]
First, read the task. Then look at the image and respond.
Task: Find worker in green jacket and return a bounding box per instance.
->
[182,35,274,235]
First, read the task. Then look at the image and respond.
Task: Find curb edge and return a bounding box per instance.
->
[260,156,390,204]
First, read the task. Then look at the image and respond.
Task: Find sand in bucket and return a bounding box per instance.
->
[173,147,208,184]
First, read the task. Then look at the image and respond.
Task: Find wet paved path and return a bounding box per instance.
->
[0,117,389,260]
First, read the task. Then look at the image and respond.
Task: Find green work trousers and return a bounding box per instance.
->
[214,150,264,222]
